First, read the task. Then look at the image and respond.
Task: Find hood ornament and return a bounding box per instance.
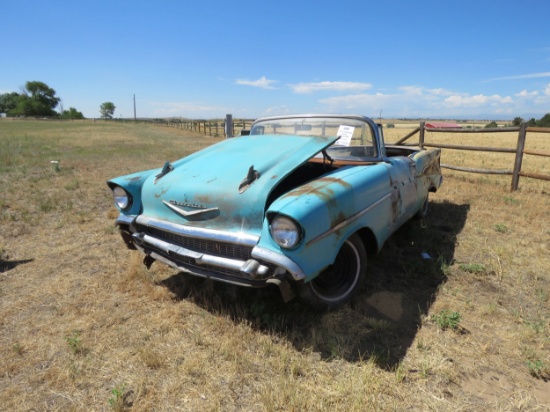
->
[154,161,174,184]
[162,200,219,217]
[239,165,260,193]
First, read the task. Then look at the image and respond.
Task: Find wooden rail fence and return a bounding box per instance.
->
[394,121,550,191]
[150,116,548,192]
[153,118,254,138]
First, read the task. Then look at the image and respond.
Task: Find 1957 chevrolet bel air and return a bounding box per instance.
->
[108,114,442,310]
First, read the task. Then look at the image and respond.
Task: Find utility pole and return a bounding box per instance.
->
[133,94,136,121]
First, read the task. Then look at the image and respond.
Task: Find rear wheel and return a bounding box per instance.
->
[298,233,367,311]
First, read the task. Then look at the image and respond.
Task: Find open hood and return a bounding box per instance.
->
[139,133,338,235]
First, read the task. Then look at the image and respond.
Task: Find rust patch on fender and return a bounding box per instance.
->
[154,188,169,198]
[282,176,351,202]
[332,212,347,229]
[194,194,213,204]
[317,176,352,189]
[284,184,335,203]
[390,187,400,225]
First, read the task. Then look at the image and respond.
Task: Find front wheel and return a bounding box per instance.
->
[298,233,367,311]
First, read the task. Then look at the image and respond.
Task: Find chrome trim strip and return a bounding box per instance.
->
[116,214,135,225]
[251,246,306,281]
[306,193,391,246]
[135,233,269,277]
[162,200,219,217]
[148,251,254,287]
[135,215,259,246]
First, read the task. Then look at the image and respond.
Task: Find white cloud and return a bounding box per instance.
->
[443,94,513,108]
[290,81,372,94]
[545,84,550,96]
[427,88,456,96]
[235,76,278,89]
[516,89,539,97]
[316,86,525,118]
[484,72,550,82]
[399,86,423,95]
[319,92,393,108]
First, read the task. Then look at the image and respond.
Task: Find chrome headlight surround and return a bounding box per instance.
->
[113,186,132,210]
[269,215,302,249]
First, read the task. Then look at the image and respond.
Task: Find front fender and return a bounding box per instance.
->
[256,164,393,282]
[107,168,159,216]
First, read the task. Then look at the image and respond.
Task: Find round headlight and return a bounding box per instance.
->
[270,215,301,249]
[113,186,130,210]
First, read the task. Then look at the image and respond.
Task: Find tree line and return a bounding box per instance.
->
[484,115,550,129]
[0,80,116,119]
[2,80,550,126]
[513,114,550,128]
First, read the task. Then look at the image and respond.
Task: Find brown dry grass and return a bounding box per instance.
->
[1,119,549,411]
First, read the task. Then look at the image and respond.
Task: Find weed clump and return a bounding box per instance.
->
[432,309,461,331]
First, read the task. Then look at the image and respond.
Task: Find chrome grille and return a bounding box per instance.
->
[134,224,276,279]
[138,225,253,260]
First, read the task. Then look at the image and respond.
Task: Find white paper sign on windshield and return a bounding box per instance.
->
[336,125,354,146]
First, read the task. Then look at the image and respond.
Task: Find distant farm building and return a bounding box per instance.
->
[425,121,462,129]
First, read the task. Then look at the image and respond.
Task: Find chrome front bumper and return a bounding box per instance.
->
[132,232,271,278]
[116,214,305,285]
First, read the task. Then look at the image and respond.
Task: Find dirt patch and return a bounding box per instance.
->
[462,370,550,407]
[366,291,404,321]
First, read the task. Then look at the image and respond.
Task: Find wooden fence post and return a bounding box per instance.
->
[511,122,527,191]
[225,114,233,138]
[419,121,425,148]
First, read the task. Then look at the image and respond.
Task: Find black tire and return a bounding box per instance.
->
[298,233,367,311]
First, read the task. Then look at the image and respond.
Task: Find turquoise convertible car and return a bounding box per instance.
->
[108,115,442,310]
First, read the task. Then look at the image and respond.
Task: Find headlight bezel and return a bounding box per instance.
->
[269,214,303,249]
[113,186,132,210]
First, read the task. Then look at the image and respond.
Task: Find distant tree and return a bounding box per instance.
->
[60,107,85,119]
[528,118,537,127]
[0,92,20,115]
[536,113,550,127]
[9,81,60,117]
[484,121,498,128]
[100,102,116,119]
[512,117,523,126]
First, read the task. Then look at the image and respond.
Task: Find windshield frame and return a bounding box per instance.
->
[249,114,384,162]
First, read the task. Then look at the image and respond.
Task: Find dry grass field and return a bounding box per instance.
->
[0,119,549,411]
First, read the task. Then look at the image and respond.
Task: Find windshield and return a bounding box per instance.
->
[250,116,378,161]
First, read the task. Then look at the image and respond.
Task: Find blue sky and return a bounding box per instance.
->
[2,0,550,120]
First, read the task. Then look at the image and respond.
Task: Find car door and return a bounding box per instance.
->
[386,156,418,226]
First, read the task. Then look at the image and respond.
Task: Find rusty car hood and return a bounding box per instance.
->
[139,134,338,235]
